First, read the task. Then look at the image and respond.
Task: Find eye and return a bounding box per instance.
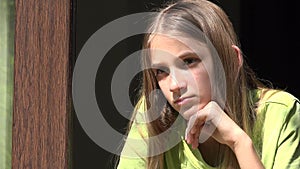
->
[152,67,169,78]
[156,69,166,75]
[183,57,200,66]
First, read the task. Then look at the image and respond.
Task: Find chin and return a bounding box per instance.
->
[179,110,197,121]
[177,104,202,121]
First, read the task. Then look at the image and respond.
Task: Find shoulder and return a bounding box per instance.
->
[118,97,149,166]
[259,89,298,105]
[257,89,299,118]
[255,89,300,168]
[255,89,300,143]
[254,89,299,143]
[127,97,148,138]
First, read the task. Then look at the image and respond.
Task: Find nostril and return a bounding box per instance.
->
[169,80,187,92]
[178,81,187,89]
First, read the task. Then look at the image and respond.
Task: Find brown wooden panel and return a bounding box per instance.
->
[13,0,73,168]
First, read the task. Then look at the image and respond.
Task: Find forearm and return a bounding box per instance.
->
[230,131,265,169]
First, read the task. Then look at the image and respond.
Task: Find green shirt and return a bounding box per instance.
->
[117,89,300,168]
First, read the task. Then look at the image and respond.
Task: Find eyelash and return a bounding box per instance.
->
[154,68,168,76]
[183,57,200,66]
[153,57,201,77]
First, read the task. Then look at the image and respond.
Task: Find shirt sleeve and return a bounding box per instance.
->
[272,100,300,169]
[260,91,300,169]
[117,122,148,169]
[117,101,148,169]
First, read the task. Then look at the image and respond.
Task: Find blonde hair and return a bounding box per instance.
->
[131,0,264,168]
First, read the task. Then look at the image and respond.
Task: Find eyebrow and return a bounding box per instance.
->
[177,50,196,59]
[151,63,164,69]
[150,50,196,68]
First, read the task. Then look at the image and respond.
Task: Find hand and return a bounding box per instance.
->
[185,101,245,149]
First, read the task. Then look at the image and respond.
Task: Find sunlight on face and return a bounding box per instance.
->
[150,35,212,120]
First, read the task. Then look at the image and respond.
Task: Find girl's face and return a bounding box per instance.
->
[150,35,212,120]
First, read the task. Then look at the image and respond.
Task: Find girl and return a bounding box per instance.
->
[117,0,300,168]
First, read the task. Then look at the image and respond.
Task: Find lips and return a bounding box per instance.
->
[173,96,192,105]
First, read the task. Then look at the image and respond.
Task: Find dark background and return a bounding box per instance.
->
[73,0,300,168]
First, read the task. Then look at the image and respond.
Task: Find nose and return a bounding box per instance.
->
[169,74,187,92]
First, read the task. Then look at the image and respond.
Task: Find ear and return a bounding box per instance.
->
[231,45,243,68]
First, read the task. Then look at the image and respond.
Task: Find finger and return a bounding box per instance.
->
[185,113,198,139]
[190,116,205,134]
[193,118,206,132]
[192,136,199,149]
[186,111,206,143]
[194,122,205,148]
[186,123,200,145]
[188,123,204,149]
[190,122,200,134]
[199,120,216,143]
[186,129,197,145]
[186,132,197,149]
[191,128,201,149]
[186,130,193,144]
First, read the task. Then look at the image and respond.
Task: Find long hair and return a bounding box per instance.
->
[133,0,264,168]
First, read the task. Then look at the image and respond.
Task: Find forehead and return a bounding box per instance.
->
[149,35,193,61]
[149,35,211,62]
[150,35,191,53]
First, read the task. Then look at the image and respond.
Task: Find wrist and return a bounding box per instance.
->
[228,130,265,169]
[230,130,252,153]
[227,128,252,152]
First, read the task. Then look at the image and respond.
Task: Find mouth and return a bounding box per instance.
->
[173,96,193,106]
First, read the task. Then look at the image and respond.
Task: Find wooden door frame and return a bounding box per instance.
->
[12,0,73,168]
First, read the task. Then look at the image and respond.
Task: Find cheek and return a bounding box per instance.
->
[192,69,211,95]
[158,80,171,99]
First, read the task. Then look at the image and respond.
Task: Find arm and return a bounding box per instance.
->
[185,101,265,169]
[230,128,264,169]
